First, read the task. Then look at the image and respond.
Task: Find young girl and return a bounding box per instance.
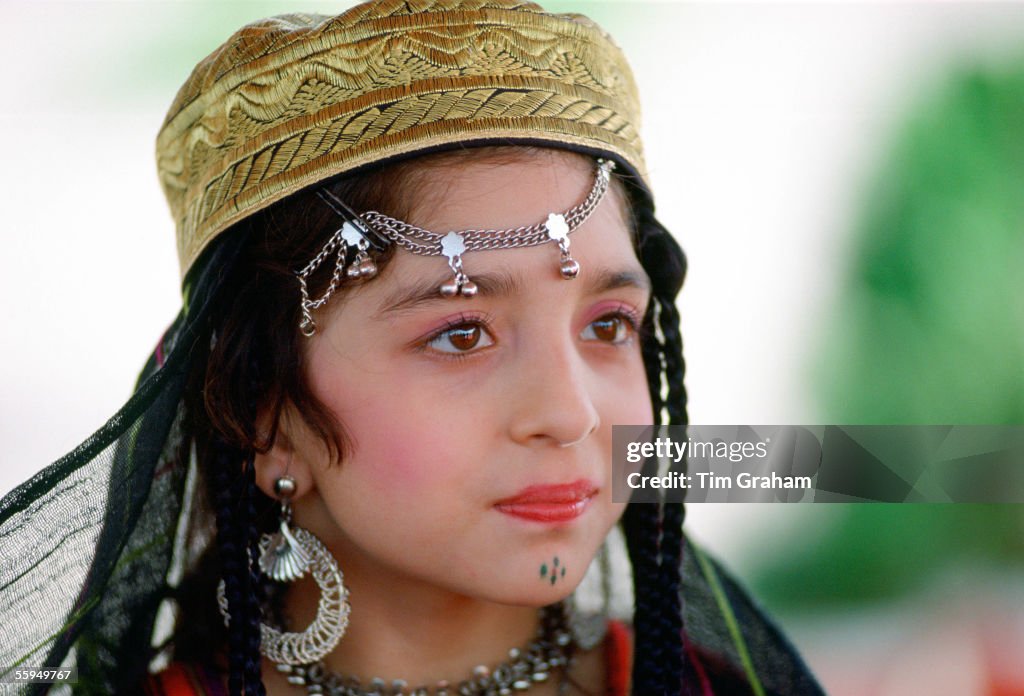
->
[0,1,820,694]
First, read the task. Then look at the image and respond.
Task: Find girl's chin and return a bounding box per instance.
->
[469,581,580,608]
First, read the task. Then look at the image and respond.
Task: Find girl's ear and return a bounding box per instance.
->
[252,411,316,501]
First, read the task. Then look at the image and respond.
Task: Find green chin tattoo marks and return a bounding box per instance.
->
[539,556,569,585]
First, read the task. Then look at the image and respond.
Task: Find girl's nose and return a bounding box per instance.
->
[505,336,601,449]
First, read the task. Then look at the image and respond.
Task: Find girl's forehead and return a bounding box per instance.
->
[399,152,609,231]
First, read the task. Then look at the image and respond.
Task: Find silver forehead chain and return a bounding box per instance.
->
[297,159,615,336]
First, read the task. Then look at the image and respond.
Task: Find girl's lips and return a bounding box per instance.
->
[494,480,598,523]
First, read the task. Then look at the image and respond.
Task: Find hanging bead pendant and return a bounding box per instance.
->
[439,232,477,297]
[546,213,579,279]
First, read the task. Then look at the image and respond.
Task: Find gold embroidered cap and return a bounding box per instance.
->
[157,0,646,281]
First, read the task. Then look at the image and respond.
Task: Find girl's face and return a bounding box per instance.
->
[287,150,654,607]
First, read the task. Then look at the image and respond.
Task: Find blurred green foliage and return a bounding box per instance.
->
[756,506,1024,607]
[823,61,1024,425]
[754,60,1024,608]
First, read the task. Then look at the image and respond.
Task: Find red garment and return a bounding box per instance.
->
[143,661,228,696]
[146,620,634,696]
[604,619,632,696]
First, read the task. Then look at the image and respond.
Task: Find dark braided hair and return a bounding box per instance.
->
[242,458,268,694]
[623,201,690,695]
[174,147,690,695]
[657,297,690,695]
[210,440,266,695]
[619,298,670,691]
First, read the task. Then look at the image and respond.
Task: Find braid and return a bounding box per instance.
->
[621,498,666,692]
[657,296,690,695]
[212,438,266,695]
[621,299,669,693]
[242,460,267,695]
[641,303,665,421]
[625,200,690,694]
[213,439,247,695]
[658,300,687,429]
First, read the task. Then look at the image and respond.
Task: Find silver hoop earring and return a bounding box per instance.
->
[217,475,350,665]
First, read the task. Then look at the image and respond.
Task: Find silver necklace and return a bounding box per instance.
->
[274,604,575,696]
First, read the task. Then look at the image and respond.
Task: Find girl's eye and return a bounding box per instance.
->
[426,322,495,354]
[581,312,637,344]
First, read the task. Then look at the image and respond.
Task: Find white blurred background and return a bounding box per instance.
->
[3,2,1024,693]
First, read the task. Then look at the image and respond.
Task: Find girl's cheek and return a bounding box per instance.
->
[345,415,453,492]
[618,368,655,425]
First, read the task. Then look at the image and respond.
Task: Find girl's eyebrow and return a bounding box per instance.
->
[375,266,651,317]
